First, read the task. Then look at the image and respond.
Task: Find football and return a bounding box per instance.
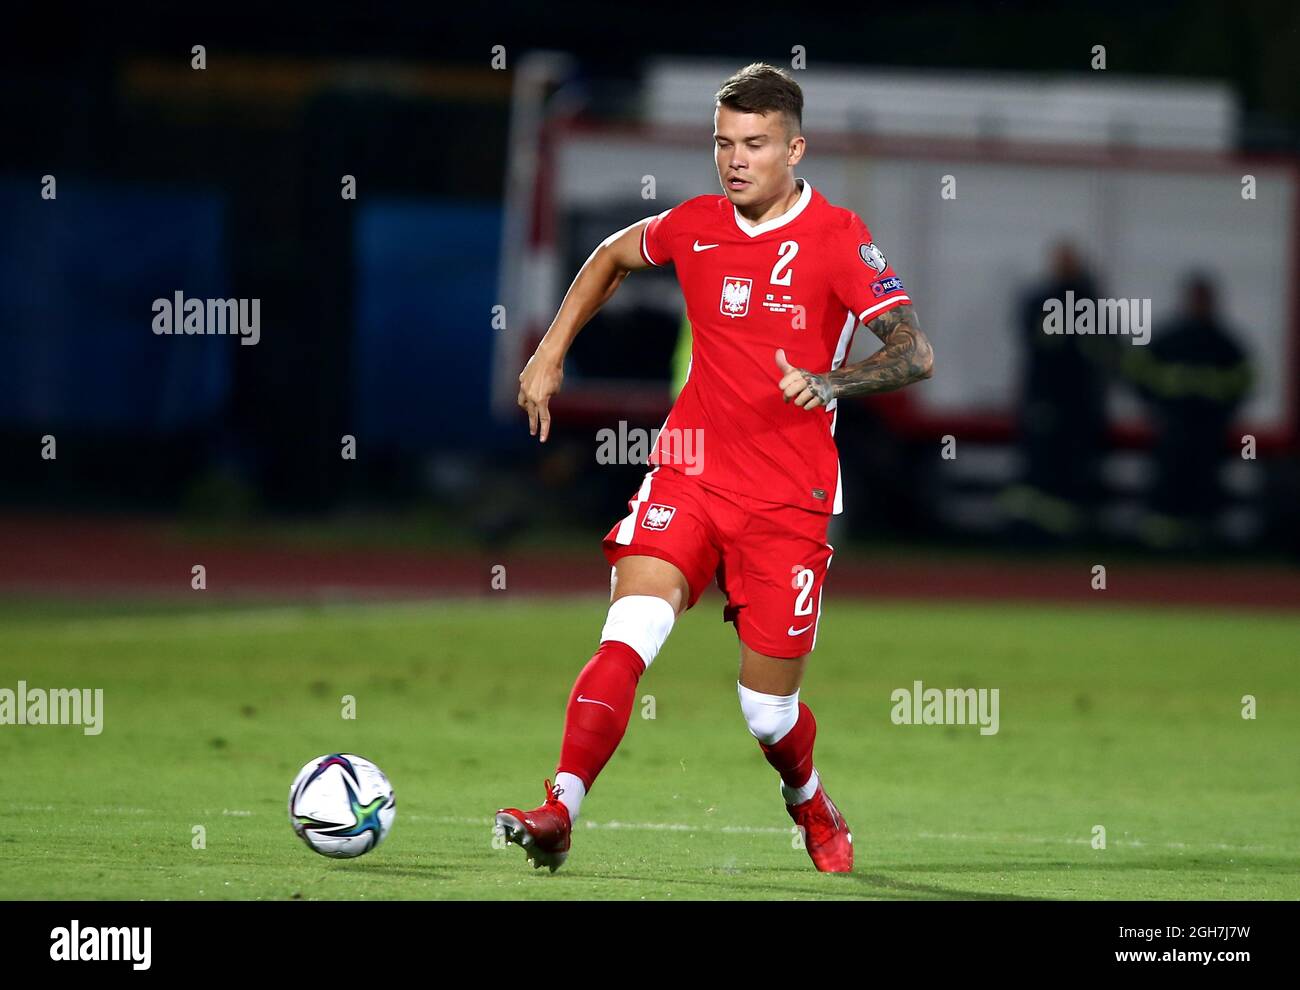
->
[288,753,396,858]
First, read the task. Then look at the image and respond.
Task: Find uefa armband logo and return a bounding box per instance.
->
[858,242,887,275]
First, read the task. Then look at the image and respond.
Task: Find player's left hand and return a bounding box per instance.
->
[775,349,834,410]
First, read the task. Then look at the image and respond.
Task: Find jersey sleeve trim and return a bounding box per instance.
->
[857,294,911,325]
[639,221,661,267]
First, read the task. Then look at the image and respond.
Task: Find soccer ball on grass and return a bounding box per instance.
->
[288,753,395,858]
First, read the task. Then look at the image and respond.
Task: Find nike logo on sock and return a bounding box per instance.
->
[576,695,616,712]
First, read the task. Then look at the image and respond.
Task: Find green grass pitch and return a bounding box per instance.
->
[1,595,1297,900]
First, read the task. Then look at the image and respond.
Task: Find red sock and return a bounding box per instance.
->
[758,701,817,789]
[556,640,646,791]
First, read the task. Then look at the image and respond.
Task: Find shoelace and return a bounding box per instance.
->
[540,778,575,835]
[543,779,569,818]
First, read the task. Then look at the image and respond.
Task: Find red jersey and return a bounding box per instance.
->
[639,178,911,514]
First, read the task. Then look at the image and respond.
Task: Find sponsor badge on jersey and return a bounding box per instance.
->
[871,275,904,297]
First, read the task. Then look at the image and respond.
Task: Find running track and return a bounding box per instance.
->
[1,515,1297,612]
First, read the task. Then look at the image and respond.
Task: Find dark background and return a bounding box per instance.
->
[1,1,1297,564]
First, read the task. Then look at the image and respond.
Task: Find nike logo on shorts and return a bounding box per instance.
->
[787,623,814,636]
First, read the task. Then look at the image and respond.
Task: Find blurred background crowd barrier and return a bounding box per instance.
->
[2,8,1297,581]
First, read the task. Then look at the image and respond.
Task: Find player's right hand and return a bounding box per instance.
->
[517,350,564,442]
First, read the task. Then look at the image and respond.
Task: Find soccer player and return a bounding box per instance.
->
[497,63,934,873]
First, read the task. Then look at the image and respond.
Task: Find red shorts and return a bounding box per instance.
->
[602,466,834,659]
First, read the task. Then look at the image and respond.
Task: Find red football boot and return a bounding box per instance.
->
[495,779,572,873]
[788,781,853,873]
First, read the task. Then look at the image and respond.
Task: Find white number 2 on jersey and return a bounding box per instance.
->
[770,240,799,287]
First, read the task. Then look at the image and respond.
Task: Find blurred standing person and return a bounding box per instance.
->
[1004,241,1110,541]
[1122,273,1252,549]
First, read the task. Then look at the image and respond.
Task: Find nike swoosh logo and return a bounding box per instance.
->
[577,695,616,712]
[787,623,814,636]
[693,241,719,252]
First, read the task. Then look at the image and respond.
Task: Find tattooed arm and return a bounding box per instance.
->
[776,304,934,410]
